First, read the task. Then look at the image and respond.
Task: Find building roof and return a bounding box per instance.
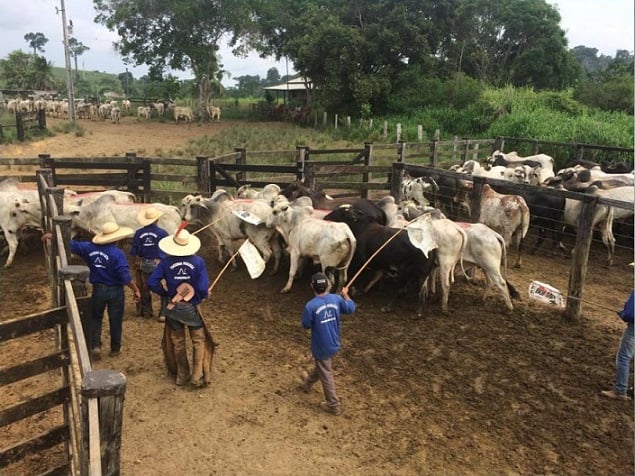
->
[264,77,312,91]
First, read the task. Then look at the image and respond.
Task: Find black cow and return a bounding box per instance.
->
[324,206,437,318]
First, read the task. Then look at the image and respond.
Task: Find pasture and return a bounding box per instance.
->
[1,117,633,475]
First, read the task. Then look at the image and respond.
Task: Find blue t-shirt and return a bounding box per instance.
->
[147,255,209,306]
[619,291,634,323]
[70,240,132,286]
[301,293,356,360]
[130,224,169,259]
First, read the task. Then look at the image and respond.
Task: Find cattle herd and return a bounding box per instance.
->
[1,97,221,124]
[0,149,632,317]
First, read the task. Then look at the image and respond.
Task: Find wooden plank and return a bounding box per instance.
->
[34,462,72,476]
[0,158,40,166]
[148,157,199,166]
[150,173,198,183]
[0,307,67,342]
[54,176,144,187]
[309,148,365,154]
[0,351,69,385]
[215,164,298,173]
[318,181,389,191]
[0,424,69,467]
[44,160,144,170]
[0,386,70,427]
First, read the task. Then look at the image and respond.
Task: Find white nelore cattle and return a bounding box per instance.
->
[0,190,42,267]
[152,102,165,117]
[137,106,151,120]
[110,107,121,124]
[562,185,634,265]
[486,150,555,184]
[180,193,281,274]
[173,106,193,123]
[208,105,221,121]
[454,184,530,267]
[64,190,136,208]
[266,202,356,293]
[455,222,518,311]
[68,195,181,235]
[122,99,131,112]
[400,174,439,206]
[236,183,281,201]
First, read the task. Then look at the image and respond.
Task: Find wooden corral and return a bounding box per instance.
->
[0,110,47,141]
[0,171,126,475]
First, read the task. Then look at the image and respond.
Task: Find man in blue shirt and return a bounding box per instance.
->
[300,272,355,416]
[70,221,141,361]
[130,207,169,321]
[148,226,215,387]
[601,290,634,400]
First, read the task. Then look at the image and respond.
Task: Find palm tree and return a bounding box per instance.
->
[31,56,54,90]
[68,37,90,80]
[24,32,49,56]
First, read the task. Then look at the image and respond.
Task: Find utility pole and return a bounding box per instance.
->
[58,0,76,124]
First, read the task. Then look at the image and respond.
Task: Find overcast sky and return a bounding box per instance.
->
[0,0,632,87]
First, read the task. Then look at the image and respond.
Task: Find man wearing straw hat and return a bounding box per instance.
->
[130,207,169,321]
[70,221,141,361]
[147,225,216,387]
[300,272,355,416]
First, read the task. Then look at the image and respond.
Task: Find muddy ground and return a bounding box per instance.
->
[1,117,633,475]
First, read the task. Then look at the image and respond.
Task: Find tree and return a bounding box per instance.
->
[68,37,90,80]
[265,67,281,85]
[0,50,54,90]
[24,32,48,56]
[93,0,251,115]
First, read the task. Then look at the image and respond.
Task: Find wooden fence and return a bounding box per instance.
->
[0,170,126,475]
[0,110,47,141]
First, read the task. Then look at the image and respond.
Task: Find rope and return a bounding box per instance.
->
[207,249,241,295]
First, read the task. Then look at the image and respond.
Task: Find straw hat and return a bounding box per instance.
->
[159,228,201,256]
[92,222,134,245]
[137,207,164,226]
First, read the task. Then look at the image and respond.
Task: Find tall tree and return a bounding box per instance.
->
[0,51,33,89]
[24,32,48,56]
[93,0,251,116]
[68,37,90,80]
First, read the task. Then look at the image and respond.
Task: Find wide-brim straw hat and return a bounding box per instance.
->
[159,228,201,256]
[92,221,134,245]
[137,206,164,226]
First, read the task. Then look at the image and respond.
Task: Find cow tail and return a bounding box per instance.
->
[521,203,531,239]
[336,227,357,286]
[455,225,469,284]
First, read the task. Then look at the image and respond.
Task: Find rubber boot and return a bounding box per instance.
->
[170,328,190,385]
[190,328,206,387]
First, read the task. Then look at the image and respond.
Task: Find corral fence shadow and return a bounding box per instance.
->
[0,170,126,475]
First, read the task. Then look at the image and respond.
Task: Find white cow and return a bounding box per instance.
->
[181,193,282,274]
[455,222,518,311]
[236,183,281,201]
[0,190,42,267]
[266,202,356,293]
[68,195,182,235]
[454,183,530,267]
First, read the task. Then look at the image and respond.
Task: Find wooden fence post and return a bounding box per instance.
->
[39,153,52,169]
[141,159,151,203]
[125,152,139,197]
[417,125,423,142]
[383,121,388,138]
[390,162,405,200]
[532,140,540,155]
[470,176,485,223]
[38,108,46,130]
[196,156,210,196]
[296,146,308,181]
[234,148,247,184]
[305,163,316,190]
[209,161,218,192]
[396,123,402,142]
[565,196,599,320]
[346,116,351,127]
[430,129,440,166]
[51,214,71,307]
[472,143,480,161]
[36,169,54,230]
[362,143,373,199]
[460,138,469,163]
[576,144,585,161]
[334,114,338,129]
[81,370,127,476]
[16,111,25,141]
[322,111,327,126]
[397,141,406,163]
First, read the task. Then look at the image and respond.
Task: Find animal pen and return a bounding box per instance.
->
[0,136,632,473]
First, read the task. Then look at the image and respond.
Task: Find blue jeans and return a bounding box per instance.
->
[91,284,125,352]
[614,321,634,395]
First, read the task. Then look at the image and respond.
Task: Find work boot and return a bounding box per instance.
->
[190,328,207,387]
[170,328,190,386]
